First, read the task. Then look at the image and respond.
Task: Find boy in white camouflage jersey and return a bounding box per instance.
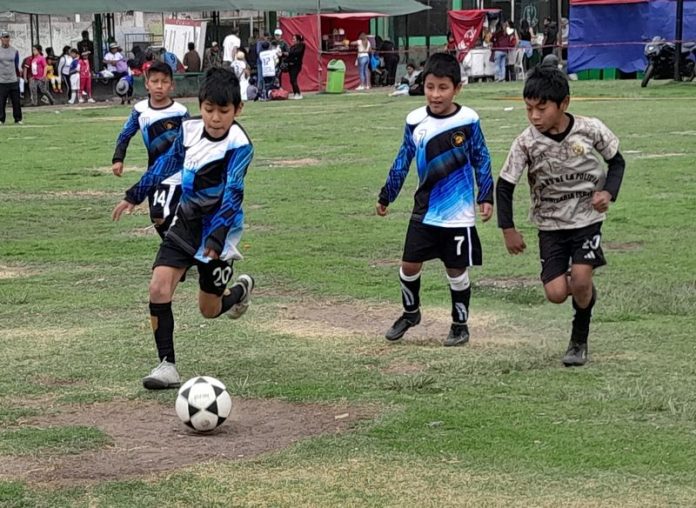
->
[496,63,625,366]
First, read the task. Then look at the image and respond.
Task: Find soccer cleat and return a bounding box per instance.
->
[562,341,588,367]
[227,274,255,319]
[444,322,470,347]
[142,359,181,390]
[385,310,421,341]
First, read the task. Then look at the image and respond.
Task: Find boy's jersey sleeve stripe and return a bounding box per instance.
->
[379,124,416,205]
[112,109,141,163]
[204,143,254,254]
[124,131,185,205]
[469,120,494,203]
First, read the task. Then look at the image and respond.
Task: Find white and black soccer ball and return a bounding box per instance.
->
[175,376,232,432]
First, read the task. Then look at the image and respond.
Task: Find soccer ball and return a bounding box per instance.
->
[175,376,232,432]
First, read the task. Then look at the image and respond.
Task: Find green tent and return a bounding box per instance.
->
[0,0,430,16]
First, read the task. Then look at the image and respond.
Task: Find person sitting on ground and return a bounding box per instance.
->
[388,61,421,96]
[203,41,222,71]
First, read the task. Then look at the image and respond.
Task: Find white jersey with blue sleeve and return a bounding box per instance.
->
[124,118,254,263]
[378,104,494,228]
[112,99,189,167]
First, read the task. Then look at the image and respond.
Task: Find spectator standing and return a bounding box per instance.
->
[231,51,249,100]
[490,24,509,82]
[380,38,398,86]
[504,21,519,81]
[77,31,95,70]
[352,32,371,90]
[161,47,179,74]
[272,28,289,86]
[258,40,277,100]
[222,28,241,68]
[518,19,535,71]
[203,41,222,71]
[80,51,95,102]
[542,17,557,58]
[286,34,305,100]
[58,45,73,96]
[0,30,23,124]
[29,45,54,106]
[67,48,81,104]
[560,17,569,61]
[183,42,201,72]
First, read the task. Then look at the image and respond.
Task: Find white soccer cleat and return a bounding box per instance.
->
[142,359,181,390]
[227,274,255,319]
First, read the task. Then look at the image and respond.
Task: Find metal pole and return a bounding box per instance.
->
[556,0,563,61]
[317,0,322,90]
[48,15,53,48]
[674,0,684,80]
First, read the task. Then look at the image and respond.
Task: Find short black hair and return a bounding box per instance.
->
[523,64,570,106]
[261,41,270,50]
[188,42,195,51]
[147,60,173,80]
[199,67,242,107]
[421,52,461,87]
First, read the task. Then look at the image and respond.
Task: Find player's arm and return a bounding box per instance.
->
[204,144,254,258]
[376,124,416,216]
[468,119,494,222]
[116,131,185,212]
[496,137,529,255]
[591,120,625,212]
[111,109,141,177]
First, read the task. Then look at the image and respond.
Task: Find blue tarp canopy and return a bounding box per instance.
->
[568,0,696,73]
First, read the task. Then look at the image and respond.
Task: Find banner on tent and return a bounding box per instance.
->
[163,19,207,64]
[448,10,500,62]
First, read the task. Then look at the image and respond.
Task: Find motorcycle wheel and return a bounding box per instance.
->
[641,64,654,87]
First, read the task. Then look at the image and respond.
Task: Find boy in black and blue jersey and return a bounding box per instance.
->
[112,68,255,389]
[376,53,494,347]
[111,61,189,238]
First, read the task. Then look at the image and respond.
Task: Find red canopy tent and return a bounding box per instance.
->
[280,12,386,92]
[448,9,501,61]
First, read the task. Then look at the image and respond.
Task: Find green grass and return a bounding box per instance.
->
[0,78,695,506]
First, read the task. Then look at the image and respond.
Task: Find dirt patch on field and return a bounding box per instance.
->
[0,398,370,487]
[477,276,538,289]
[603,241,643,252]
[261,158,321,168]
[91,165,146,175]
[258,299,521,346]
[127,225,158,237]
[0,264,33,279]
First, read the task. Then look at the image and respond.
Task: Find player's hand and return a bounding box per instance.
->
[479,202,493,222]
[503,228,526,255]
[592,190,612,213]
[112,162,124,177]
[111,200,134,221]
[375,203,388,216]
[204,248,220,260]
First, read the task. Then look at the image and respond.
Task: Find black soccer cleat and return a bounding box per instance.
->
[444,322,470,347]
[385,311,421,341]
[562,341,588,367]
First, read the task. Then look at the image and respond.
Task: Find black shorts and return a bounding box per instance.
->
[402,220,482,268]
[147,183,182,236]
[153,236,234,296]
[538,222,606,284]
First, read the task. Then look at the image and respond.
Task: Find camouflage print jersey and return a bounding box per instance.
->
[499,115,619,231]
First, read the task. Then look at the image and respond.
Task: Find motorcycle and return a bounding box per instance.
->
[641,36,696,87]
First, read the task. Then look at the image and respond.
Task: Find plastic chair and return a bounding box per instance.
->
[513,48,526,80]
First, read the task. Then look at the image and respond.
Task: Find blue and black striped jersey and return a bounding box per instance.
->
[124,118,254,263]
[112,99,189,166]
[379,104,494,228]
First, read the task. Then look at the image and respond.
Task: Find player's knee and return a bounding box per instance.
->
[570,278,593,298]
[199,305,219,319]
[149,280,172,302]
[446,270,470,291]
[401,262,422,278]
[544,286,568,304]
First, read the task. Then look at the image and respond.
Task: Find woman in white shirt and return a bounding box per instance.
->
[352,32,371,90]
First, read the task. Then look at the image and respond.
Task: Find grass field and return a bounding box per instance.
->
[1,79,695,507]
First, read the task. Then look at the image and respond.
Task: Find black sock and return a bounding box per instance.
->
[571,288,596,344]
[450,287,471,324]
[399,269,421,314]
[217,284,245,317]
[149,301,175,363]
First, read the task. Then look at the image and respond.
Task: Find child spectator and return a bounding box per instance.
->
[46,57,61,93]
[258,40,277,100]
[79,51,95,102]
[67,48,81,104]
[29,45,54,106]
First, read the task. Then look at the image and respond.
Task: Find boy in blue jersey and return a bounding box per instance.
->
[111,61,189,238]
[112,68,255,389]
[496,63,625,366]
[376,53,494,347]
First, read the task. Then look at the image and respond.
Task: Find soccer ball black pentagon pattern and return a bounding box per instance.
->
[175,376,232,432]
